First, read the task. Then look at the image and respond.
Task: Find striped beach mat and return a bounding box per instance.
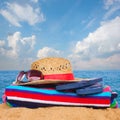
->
[4,85,111,108]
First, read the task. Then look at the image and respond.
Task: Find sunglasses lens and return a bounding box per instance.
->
[26,70,43,81]
[16,71,25,81]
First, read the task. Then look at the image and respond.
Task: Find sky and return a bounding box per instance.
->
[0,0,120,70]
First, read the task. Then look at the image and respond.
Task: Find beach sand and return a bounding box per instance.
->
[0,103,120,120]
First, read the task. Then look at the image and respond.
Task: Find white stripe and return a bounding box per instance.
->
[7,96,110,107]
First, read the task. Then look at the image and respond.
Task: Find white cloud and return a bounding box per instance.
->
[0,40,5,46]
[0,31,37,70]
[85,18,96,29]
[37,47,61,58]
[0,2,45,27]
[75,16,120,59]
[69,54,120,70]
[69,16,120,70]
[0,31,36,58]
[21,35,36,49]
[103,0,120,19]
[0,9,21,27]
[104,5,120,19]
[104,0,120,9]
[0,40,6,56]
[31,0,39,3]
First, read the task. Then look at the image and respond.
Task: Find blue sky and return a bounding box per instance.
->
[0,0,120,70]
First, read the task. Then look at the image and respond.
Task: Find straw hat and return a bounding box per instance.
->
[17,57,82,85]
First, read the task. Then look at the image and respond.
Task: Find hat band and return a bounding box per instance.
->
[44,73,74,80]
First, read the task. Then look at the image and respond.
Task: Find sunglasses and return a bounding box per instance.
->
[15,70,43,83]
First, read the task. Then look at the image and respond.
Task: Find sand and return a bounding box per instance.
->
[0,103,120,120]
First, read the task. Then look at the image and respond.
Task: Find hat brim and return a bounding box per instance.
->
[15,78,85,86]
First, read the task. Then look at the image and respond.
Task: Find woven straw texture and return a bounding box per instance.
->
[31,57,73,75]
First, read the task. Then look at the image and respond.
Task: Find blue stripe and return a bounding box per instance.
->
[6,85,76,95]
[6,85,111,98]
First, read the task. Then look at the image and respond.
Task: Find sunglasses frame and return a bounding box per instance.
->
[14,70,43,84]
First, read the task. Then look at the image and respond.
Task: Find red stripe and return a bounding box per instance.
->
[103,86,111,92]
[44,73,74,80]
[6,91,110,105]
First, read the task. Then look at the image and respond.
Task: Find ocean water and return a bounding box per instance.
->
[0,70,120,107]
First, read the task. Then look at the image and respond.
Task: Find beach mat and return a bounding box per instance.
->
[4,85,111,108]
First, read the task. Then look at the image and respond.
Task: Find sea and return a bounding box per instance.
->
[0,70,120,107]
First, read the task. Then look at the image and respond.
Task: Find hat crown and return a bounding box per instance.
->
[31,57,73,75]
